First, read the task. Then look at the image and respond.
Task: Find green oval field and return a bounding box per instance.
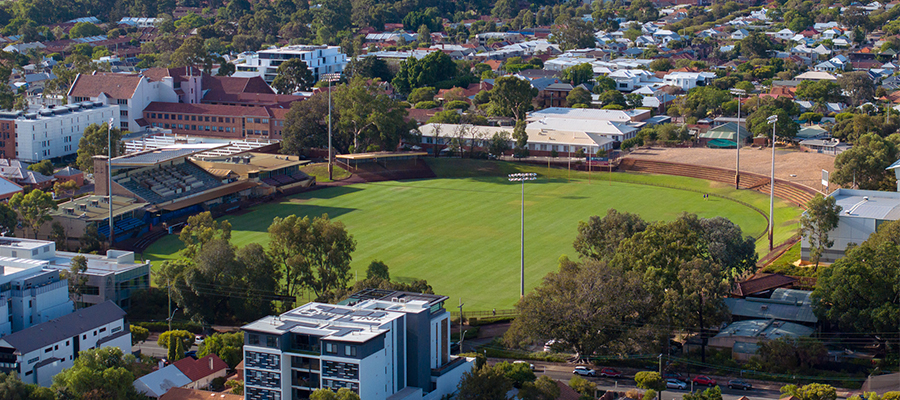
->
[144,160,801,311]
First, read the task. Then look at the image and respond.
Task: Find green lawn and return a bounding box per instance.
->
[143,159,801,311]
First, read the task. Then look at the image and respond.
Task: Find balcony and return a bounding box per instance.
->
[431,356,469,377]
[288,343,320,356]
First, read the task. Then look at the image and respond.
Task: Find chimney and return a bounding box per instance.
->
[209,357,213,371]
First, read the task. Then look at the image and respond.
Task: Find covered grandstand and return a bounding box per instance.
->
[95,147,260,225]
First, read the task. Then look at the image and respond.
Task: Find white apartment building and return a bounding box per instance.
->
[0,102,119,163]
[0,300,130,387]
[68,72,179,133]
[235,45,348,84]
[241,290,473,400]
[0,258,73,337]
[0,237,150,311]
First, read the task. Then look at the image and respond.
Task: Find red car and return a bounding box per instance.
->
[599,368,623,378]
[693,376,717,387]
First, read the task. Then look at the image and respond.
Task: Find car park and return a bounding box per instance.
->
[573,366,596,376]
[728,379,752,390]
[599,368,623,378]
[693,375,717,387]
[666,379,688,390]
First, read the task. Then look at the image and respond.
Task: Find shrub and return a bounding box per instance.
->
[445,100,469,110]
[415,101,439,109]
[133,321,203,333]
[210,377,226,391]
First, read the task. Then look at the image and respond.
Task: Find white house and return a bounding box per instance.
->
[0,102,119,163]
[775,29,795,40]
[663,71,717,91]
[608,69,659,91]
[0,301,130,387]
[241,290,473,400]
[731,29,750,40]
[652,29,682,45]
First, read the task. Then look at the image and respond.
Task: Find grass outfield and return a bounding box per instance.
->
[143,159,801,311]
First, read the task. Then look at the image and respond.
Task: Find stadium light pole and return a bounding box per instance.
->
[509,173,537,298]
[323,73,342,181]
[730,88,746,189]
[108,118,114,247]
[766,114,778,251]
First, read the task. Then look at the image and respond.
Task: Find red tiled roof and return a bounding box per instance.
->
[142,66,203,83]
[556,380,582,400]
[143,102,272,117]
[160,387,242,400]
[201,75,275,101]
[68,73,143,100]
[172,354,228,382]
[732,273,797,297]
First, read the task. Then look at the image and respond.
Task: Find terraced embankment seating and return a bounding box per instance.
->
[343,159,436,182]
[619,159,819,206]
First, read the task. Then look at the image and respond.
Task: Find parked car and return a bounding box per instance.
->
[543,339,558,352]
[663,371,684,380]
[693,375,717,387]
[513,360,535,371]
[184,350,198,359]
[728,379,752,390]
[573,366,596,376]
[194,335,205,345]
[666,379,688,390]
[599,368,623,378]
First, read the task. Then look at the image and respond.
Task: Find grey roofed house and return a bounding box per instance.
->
[0,300,126,354]
[133,364,192,398]
[724,288,818,325]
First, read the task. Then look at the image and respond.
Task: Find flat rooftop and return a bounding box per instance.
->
[715,319,815,340]
[52,195,147,221]
[830,188,900,220]
[528,107,649,122]
[111,147,221,167]
[245,291,447,343]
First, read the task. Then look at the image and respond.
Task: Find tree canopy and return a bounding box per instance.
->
[831,133,900,190]
[76,123,124,173]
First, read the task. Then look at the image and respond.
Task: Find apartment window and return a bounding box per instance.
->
[28,357,38,364]
[99,327,106,333]
[54,345,58,350]
[249,334,260,345]
[44,347,52,353]
[344,346,356,357]
[116,99,127,105]
[120,110,128,117]
[66,340,69,346]
[325,343,337,354]
[266,336,277,348]
[204,116,210,122]
[177,114,183,120]
[120,122,128,129]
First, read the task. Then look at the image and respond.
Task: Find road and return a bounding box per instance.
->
[132,332,201,359]
[500,361,784,400]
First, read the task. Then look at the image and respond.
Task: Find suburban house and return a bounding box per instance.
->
[0,301,130,387]
[134,354,230,398]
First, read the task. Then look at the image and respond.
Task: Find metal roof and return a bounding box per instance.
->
[714,319,815,341]
[829,188,900,220]
[888,158,900,170]
[0,301,125,354]
[724,293,818,324]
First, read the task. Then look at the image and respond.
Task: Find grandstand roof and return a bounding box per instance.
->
[111,148,210,167]
[191,153,309,177]
[52,195,147,221]
[153,181,258,212]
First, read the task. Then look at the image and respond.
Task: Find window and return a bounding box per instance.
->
[54,345,58,350]
[325,343,337,354]
[121,122,128,129]
[249,334,260,345]
[120,110,128,117]
[44,347,52,353]
[191,115,197,121]
[266,336,277,348]
[99,327,106,333]
[177,114,183,120]
[344,346,356,357]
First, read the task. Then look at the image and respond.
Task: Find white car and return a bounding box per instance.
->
[666,379,688,390]
[513,360,535,371]
[573,366,596,376]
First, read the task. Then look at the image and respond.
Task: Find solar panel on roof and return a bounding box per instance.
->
[330,308,351,315]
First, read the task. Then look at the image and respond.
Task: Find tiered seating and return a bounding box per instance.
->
[97,217,145,238]
[620,159,819,207]
[351,159,436,182]
[116,162,223,204]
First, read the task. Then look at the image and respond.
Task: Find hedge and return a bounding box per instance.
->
[133,321,203,333]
